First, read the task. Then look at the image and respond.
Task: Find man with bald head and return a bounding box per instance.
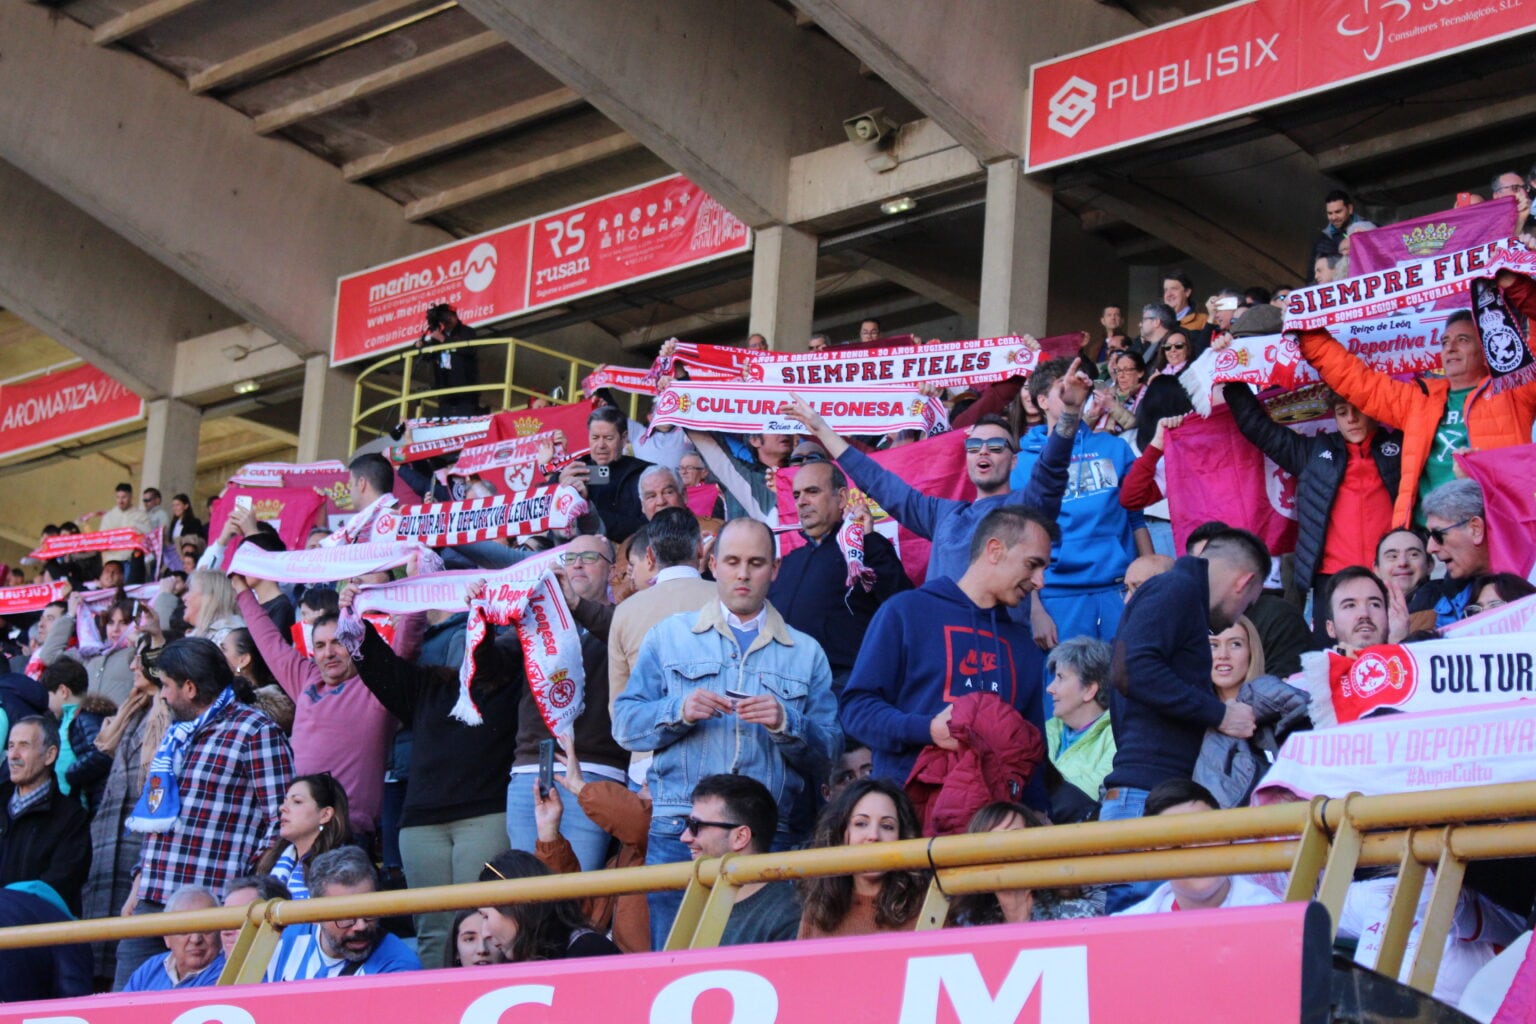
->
[614,516,840,949]
[1123,554,1174,603]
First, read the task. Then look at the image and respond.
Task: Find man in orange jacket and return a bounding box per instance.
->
[1296,270,1536,526]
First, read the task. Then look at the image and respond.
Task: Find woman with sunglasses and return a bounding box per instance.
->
[1150,330,1196,376]
[254,774,353,900]
[79,641,169,988]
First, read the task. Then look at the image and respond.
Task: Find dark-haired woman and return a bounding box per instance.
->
[797,778,928,939]
[477,850,620,961]
[948,802,1102,927]
[254,774,352,899]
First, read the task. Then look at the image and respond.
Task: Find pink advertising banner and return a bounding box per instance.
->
[1027,0,1536,170]
[333,175,751,366]
[8,902,1321,1023]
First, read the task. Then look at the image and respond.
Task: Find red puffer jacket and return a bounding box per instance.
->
[905,692,1045,837]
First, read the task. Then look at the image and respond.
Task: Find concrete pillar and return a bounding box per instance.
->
[141,399,203,499]
[977,160,1052,338]
[1127,265,1161,313]
[298,356,355,462]
[748,225,818,352]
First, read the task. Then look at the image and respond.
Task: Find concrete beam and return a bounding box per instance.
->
[172,324,304,401]
[1317,94,1536,173]
[462,0,898,226]
[826,248,979,321]
[141,399,203,499]
[787,0,1141,161]
[254,30,507,135]
[749,225,819,351]
[787,119,984,227]
[0,159,239,398]
[93,0,206,46]
[0,3,449,356]
[342,88,585,181]
[978,160,1052,337]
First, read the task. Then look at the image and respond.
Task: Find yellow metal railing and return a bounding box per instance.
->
[2,781,1535,997]
[350,335,642,451]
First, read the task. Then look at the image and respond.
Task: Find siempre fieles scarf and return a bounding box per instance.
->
[126,686,235,833]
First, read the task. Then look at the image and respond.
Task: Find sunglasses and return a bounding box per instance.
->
[1166,344,1187,352]
[682,816,741,835]
[963,437,1014,455]
[788,452,828,466]
[1427,517,1472,546]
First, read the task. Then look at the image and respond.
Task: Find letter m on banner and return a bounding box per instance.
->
[897,948,1089,1024]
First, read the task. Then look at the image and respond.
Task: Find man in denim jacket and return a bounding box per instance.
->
[614,518,840,949]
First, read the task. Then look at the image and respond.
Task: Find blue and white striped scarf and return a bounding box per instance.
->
[126,686,235,833]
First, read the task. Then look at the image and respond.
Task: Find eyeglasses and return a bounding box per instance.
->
[1465,598,1505,617]
[788,452,828,466]
[559,551,612,566]
[964,437,1014,455]
[1493,182,1531,197]
[1427,518,1472,546]
[683,816,741,835]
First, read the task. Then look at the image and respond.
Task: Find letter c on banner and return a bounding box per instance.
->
[461,985,556,1023]
[650,970,778,1023]
[171,1007,257,1024]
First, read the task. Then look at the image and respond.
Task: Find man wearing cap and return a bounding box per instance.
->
[769,457,911,691]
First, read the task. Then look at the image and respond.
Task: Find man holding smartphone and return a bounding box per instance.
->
[562,407,652,543]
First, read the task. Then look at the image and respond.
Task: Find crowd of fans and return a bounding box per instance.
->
[1,177,1535,1012]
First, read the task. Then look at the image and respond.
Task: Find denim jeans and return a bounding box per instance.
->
[1099,786,1160,913]
[644,817,693,950]
[506,773,615,873]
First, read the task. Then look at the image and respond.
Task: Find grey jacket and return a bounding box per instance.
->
[1194,675,1312,809]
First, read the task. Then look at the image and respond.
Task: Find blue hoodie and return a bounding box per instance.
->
[840,577,1046,800]
[1010,422,1144,590]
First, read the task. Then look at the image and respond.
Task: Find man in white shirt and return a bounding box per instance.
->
[91,482,151,574]
[1117,779,1281,915]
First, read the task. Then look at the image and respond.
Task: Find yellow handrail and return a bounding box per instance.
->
[350,335,643,451]
[3,781,1534,999]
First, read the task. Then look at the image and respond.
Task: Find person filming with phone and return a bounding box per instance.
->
[554,407,653,543]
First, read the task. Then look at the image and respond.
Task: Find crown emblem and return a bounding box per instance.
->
[512,417,542,437]
[910,398,925,415]
[1402,223,1455,257]
[676,393,690,413]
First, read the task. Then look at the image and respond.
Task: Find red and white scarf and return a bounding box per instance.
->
[372,486,588,546]
[836,517,877,593]
[456,570,585,730]
[746,335,1039,389]
[229,459,348,488]
[320,493,399,547]
[0,581,67,616]
[30,529,149,561]
[229,540,429,583]
[649,381,934,436]
[349,548,568,617]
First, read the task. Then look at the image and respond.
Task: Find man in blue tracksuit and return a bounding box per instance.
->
[779,365,1092,591]
[1012,358,1148,652]
[840,506,1056,811]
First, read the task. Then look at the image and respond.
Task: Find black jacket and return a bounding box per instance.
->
[0,778,91,915]
[0,673,48,728]
[769,529,911,674]
[0,886,92,1001]
[583,454,653,543]
[64,694,117,813]
[1223,382,1402,590]
[1106,557,1227,791]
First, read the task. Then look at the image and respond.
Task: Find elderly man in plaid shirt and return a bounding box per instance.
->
[111,637,293,991]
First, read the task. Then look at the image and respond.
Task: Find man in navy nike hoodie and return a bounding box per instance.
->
[840,506,1057,810]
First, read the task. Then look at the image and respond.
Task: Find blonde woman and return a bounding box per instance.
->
[184,569,243,644]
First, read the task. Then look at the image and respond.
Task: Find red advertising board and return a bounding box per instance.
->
[7,902,1325,1023]
[1026,0,1536,170]
[528,176,750,307]
[332,222,533,367]
[332,175,751,366]
[0,362,144,459]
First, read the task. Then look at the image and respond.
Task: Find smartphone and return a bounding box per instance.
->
[724,688,750,702]
[1216,297,1239,312]
[537,738,556,798]
[235,495,253,512]
[590,464,612,486]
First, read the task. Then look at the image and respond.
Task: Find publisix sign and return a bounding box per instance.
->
[1027,0,1536,170]
[332,175,751,366]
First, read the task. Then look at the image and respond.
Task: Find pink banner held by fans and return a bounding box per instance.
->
[30,529,148,561]
[7,902,1322,1023]
[1457,446,1536,580]
[0,363,144,459]
[1299,633,1536,728]
[1256,699,1536,804]
[847,429,976,586]
[229,540,424,584]
[1163,404,1327,556]
[651,382,930,436]
[746,336,1039,389]
[0,581,68,616]
[1026,0,1536,170]
[209,487,328,555]
[1353,197,1522,281]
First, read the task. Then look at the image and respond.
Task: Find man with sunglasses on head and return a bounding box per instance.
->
[779,370,1081,598]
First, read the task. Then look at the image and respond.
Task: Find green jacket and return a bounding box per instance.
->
[1045,712,1116,799]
